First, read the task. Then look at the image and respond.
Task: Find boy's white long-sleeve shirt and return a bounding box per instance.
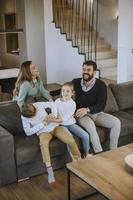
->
[21,102,59,136]
[55,98,76,125]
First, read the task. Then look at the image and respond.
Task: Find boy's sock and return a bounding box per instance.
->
[47,166,55,184]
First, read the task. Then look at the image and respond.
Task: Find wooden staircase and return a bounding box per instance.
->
[52,0,117,82]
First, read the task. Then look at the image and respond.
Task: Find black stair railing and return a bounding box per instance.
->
[52,0,99,62]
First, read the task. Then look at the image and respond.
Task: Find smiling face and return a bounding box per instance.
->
[61,85,73,101]
[30,63,39,79]
[82,64,96,82]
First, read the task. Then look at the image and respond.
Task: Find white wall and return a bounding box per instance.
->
[118,0,133,83]
[98,0,118,51]
[24,0,46,82]
[43,0,84,84]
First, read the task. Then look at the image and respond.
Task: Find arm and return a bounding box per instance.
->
[21,117,45,136]
[45,113,62,124]
[39,80,53,101]
[17,81,30,109]
[76,82,107,117]
[0,126,17,186]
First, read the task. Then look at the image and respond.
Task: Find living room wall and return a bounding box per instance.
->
[24,0,46,82]
[118,0,133,83]
[43,0,84,84]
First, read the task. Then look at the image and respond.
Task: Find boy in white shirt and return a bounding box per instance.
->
[55,83,91,158]
[21,102,81,184]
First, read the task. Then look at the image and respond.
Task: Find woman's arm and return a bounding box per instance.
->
[17,81,30,109]
[39,80,53,101]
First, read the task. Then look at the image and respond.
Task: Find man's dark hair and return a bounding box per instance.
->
[82,60,97,71]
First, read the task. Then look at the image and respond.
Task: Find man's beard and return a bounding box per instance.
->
[82,73,94,82]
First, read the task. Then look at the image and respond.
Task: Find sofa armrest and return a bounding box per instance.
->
[0,126,17,186]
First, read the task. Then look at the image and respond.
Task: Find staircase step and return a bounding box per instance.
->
[79,44,111,52]
[77,38,105,45]
[101,77,117,84]
[54,2,118,81]
[100,66,117,77]
[97,58,117,68]
[85,51,117,60]
[104,75,117,81]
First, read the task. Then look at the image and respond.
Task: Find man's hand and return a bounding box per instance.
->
[75,108,88,118]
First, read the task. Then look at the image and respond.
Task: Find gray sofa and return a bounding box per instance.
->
[0,81,133,187]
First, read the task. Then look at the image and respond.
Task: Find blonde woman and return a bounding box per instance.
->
[13,61,52,109]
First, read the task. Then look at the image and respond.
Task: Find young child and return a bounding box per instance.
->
[21,102,81,184]
[55,83,91,158]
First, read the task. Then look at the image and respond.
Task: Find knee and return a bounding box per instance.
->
[79,119,96,132]
[67,134,76,145]
[81,132,89,141]
[39,138,49,146]
[112,117,121,129]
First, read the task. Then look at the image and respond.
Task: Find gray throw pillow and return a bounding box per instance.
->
[109,81,133,110]
[104,86,119,113]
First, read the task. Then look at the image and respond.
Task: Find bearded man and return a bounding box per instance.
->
[72,60,121,153]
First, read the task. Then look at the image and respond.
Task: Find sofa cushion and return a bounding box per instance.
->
[112,111,133,136]
[109,81,133,110]
[0,101,24,136]
[15,135,68,165]
[104,86,119,113]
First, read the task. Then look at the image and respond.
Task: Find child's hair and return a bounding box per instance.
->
[21,103,36,118]
[62,82,74,91]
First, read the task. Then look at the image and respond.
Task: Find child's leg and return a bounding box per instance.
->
[66,124,90,156]
[53,126,81,161]
[39,132,55,184]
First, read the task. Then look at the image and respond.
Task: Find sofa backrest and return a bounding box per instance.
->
[0,101,24,136]
[109,81,133,110]
[104,86,119,113]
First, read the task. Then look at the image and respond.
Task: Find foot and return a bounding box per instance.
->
[47,166,55,184]
[72,156,82,162]
[94,151,103,155]
[83,153,93,158]
[86,153,93,157]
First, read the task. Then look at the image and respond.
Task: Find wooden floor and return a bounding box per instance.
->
[0,168,107,200]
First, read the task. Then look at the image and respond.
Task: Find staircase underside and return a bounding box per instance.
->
[53,0,117,82]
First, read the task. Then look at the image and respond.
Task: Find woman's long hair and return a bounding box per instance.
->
[13,61,40,96]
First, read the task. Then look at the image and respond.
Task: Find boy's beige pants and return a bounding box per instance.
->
[39,126,81,167]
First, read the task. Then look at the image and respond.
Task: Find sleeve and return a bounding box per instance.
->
[17,81,30,109]
[89,82,107,114]
[35,102,58,117]
[39,80,53,101]
[21,117,44,136]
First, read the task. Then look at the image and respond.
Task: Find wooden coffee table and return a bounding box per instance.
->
[67,143,133,200]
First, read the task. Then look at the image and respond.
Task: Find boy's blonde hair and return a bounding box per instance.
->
[21,103,36,118]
